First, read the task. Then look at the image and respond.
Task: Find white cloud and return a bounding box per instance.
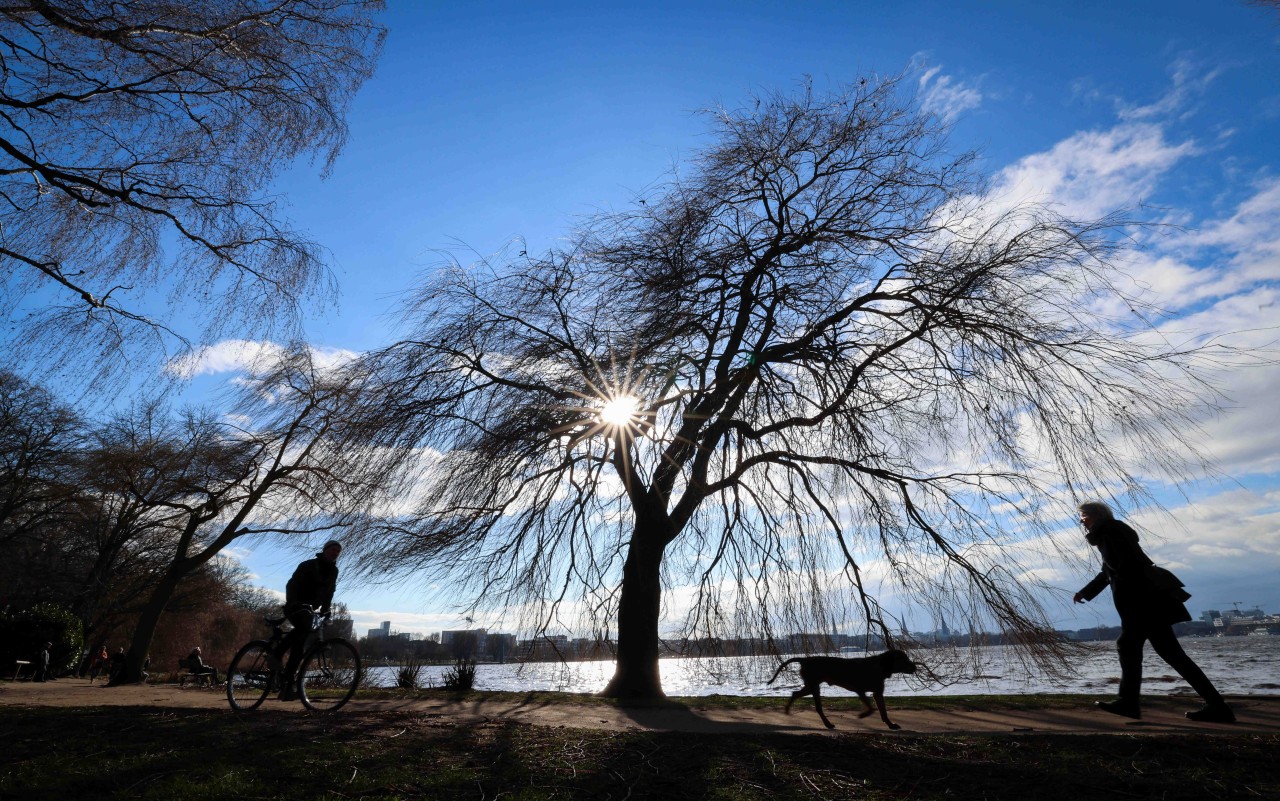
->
[953,59,1280,486]
[917,65,983,123]
[1142,277,1280,478]
[989,122,1197,220]
[906,60,1280,627]
[1129,489,1280,561]
[1177,176,1280,286]
[1110,250,1225,310]
[166,339,283,379]
[1117,56,1222,122]
[165,339,359,380]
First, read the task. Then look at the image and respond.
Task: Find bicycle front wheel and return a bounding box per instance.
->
[297,638,361,712]
[226,641,277,712]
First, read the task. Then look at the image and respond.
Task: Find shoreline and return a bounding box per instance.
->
[360,636,1280,697]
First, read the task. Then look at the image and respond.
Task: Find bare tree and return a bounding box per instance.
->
[354,77,1222,698]
[0,371,85,620]
[0,1,385,386]
[0,370,82,546]
[111,346,393,683]
[68,402,256,648]
[2,397,246,653]
[0,351,393,683]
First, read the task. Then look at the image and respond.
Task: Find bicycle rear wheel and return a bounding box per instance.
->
[226,641,277,712]
[297,638,361,712]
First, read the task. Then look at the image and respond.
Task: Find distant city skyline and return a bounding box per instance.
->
[337,604,1280,650]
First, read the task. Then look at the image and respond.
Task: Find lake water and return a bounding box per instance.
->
[365,634,1280,697]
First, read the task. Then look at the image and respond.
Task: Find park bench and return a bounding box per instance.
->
[11,659,31,680]
[177,657,216,688]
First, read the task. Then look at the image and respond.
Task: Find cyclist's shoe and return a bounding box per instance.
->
[278,686,297,701]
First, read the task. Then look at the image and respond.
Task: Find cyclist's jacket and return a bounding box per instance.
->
[285,553,338,616]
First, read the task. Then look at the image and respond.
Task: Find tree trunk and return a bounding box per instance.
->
[599,528,667,699]
[109,571,181,685]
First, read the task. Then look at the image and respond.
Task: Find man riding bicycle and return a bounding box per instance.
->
[279,539,341,700]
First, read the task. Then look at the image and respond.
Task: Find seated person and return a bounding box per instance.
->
[186,646,221,684]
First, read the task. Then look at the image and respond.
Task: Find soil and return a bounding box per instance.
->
[3,678,1276,735]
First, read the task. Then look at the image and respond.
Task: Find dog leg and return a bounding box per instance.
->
[783,680,814,716]
[778,685,798,711]
[873,691,900,730]
[812,687,836,729]
[856,691,874,719]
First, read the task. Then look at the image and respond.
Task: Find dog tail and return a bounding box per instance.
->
[767,657,802,685]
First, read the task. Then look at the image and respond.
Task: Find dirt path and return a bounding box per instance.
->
[3,678,1276,735]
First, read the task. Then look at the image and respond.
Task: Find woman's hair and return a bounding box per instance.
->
[1078,501,1115,521]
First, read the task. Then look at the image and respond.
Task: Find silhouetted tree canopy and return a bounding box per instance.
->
[0,0,385,386]
[0,369,82,547]
[0,350,397,684]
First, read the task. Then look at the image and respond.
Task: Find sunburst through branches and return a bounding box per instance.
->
[598,394,641,428]
[553,356,657,452]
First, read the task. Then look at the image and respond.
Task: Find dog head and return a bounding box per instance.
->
[883,649,917,676]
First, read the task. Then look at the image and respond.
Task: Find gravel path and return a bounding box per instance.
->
[3,678,1274,735]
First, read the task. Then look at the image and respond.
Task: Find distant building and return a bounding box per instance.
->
[440,629,487,658]
[366,620,392,639]
[487,633,517,662]
[517,634,569,660]
[440,628,487,646]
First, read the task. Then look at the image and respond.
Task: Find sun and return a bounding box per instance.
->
[598,395,641,428]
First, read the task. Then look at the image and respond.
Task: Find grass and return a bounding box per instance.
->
[1,700,1277,800]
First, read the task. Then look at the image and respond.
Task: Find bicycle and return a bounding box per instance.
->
[225,608,361,713]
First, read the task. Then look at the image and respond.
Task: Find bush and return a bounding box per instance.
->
[0,603,84,677]
[441,658,476,691]
[396,656,425,689]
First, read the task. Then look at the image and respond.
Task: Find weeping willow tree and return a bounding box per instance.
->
[351,75,1219,698]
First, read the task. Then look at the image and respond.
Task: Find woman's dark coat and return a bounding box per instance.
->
[1077,519,1192,627]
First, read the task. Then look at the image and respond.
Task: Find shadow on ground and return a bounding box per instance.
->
[2,704,1277,800]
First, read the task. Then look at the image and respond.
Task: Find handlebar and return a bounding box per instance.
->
[262,606,332,633]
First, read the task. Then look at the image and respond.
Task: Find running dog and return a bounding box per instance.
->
[768,650,918,730]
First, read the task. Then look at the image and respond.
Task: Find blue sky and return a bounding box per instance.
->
[165,2,1280,639]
